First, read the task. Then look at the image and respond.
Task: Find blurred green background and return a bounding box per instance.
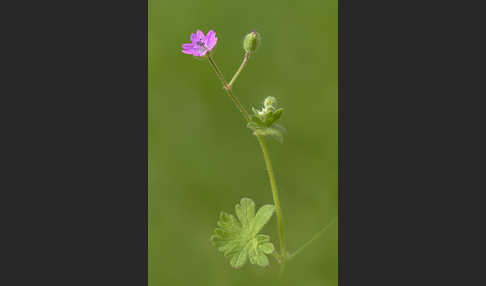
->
[149,0,337,285]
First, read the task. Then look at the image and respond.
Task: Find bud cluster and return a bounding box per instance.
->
[248,96,284,143]
[254,96,277,120]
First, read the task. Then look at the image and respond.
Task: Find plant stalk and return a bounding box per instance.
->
[256,134,286,276]
[288,216,337,261]
[228,52,250,89]
[207,55,250,122]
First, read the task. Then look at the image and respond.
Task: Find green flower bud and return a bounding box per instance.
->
[243,30,261,53]
[264,96,276,109]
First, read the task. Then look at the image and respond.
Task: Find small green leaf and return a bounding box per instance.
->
[250,115,263,125]
[253,127,284,143]
[262,114,274,127]
[262,108,283,127]
[247,121,260,130]
[272,108,283,121]
[211,197,276,269]
[252,107,259,116]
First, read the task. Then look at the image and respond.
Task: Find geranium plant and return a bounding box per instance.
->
[181,29,336,277]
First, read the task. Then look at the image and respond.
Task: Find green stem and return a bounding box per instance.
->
[206,53,287,275]
[256,135,286,276]
[287,216,337,261]
[228,52,250,89]
[207,55,250,122]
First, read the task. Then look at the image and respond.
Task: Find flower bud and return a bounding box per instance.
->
[243,30,261,53]
[264,96,276,109]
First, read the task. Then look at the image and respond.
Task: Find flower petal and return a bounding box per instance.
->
[205,30,217,50]
[182,43,194,50]
[182,49,194,55]
[190,33,197,43]
[205,30,215,42]
[196,30,204,41]
[207,36,217,50]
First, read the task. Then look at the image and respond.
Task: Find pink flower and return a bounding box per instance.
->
[182,29,218,57]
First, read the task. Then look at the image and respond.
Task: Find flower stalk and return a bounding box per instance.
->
[206,55,251,122]
[256,134,286,276]
[228,52,250,89]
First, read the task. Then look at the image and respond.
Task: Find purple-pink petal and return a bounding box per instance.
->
[182,43,194,50]
[205,30,217,50]
[182,49,194,55]
[196,30,204,41]
[209,38,217,50]
[206,30,215,41]
[190,33,197,43]
[207,37,217,50]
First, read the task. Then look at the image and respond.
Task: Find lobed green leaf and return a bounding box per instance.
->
[211,197,276,269]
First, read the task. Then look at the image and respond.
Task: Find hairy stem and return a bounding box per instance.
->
[256,135,286,276]
[207,55,250,122]
[206,53,287,275]
[228,52,250,89]
[288,216,337,261]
